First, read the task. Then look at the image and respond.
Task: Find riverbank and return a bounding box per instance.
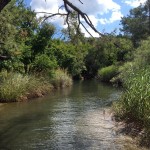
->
[94,108,149,150]
[0,69,72,102]
[113,121,150,150]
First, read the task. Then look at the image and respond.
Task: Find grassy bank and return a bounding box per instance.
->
[113,67,150,147]
[97,65,118,82]
[0,69,72,102]
[50,69,73,89]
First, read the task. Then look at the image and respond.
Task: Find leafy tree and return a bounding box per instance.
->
[31,22,55,58]
[0,0,18,71]
[133,37,150,68]
[48,39,88,78]
[120,0,150,46]
[32,54,57,73]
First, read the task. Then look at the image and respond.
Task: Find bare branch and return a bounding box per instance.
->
[38,0,103,37]
[62,0,103,37]
[78,0,83,4]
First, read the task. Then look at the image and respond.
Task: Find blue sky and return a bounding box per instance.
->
[24,0,147,36]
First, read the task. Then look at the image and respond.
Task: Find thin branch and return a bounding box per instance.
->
[78,0,83,4]
[62,0,103,37]
[38,0,103,37]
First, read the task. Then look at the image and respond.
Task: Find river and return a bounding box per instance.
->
[0,80,123,150]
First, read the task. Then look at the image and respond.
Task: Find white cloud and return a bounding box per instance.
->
[98,11,123,25]
[109,10,123,23]
[122,0,147,7]
[30,0,123,36]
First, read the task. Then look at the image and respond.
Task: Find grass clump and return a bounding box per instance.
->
[0,71,51,102]
[113,67,150,147]
[97,65,118,82]
[50,69,72,89]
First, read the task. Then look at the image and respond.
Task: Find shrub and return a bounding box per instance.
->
[97,65,118,82]
[32,54,57,73]
[50,69,72,89]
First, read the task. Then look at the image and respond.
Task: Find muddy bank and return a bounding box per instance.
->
[113,118,150,150]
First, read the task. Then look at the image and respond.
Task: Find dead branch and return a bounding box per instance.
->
[37,0,103,37]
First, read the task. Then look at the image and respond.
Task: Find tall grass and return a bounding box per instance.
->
[50,69,72,89]
[0,71,51,102]
[97,65,118,82]
[113,67,150,131]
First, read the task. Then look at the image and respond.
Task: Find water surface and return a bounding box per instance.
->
[0,80,122,150]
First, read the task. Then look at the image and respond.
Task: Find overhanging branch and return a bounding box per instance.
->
[37,0,103,37]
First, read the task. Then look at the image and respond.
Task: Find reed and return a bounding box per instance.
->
[0,71,51,102]
[97,65,118,82]
[50,69,73,89]
[113,67,150,129]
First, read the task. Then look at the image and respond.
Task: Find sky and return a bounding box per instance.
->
[24,0,147,37]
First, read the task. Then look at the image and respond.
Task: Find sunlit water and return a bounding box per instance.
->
[0,80,123,150]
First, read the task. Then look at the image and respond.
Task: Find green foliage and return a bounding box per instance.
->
[134,37,150,68]
[115,37,150,85]
[49,40,88,77]
[50,69,73,89]
[32,54,57,72]
[120,1,150,46]
[0,71,51,102]
[0,1,17,59]
[113,67,150,129]
[31,23,55,56]
[97,65,118,82]
[83,36,133,79]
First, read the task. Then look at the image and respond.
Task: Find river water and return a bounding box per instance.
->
[0,80,123,150]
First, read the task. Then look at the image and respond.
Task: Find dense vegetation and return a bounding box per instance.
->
[0,0,134,102]
[113,1,150,147]
[0,0,150,146]
[0,0,149,146]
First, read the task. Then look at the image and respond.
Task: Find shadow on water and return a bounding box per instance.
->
[0,80,123,150]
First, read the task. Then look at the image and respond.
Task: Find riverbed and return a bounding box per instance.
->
[0,80,124,150]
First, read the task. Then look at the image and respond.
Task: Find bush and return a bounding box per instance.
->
[0,71,51,102]
[50,69,72,89]
[97,65,118,82]
[134,37,150,68]
[32,54,57,73]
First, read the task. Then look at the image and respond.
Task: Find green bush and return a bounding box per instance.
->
[97,65,118,82]
[50,69,72,89]
[134,37,150,68]
[0,71,51,102]
[32,54,57,73]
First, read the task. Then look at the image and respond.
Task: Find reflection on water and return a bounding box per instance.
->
[0,80,122,150]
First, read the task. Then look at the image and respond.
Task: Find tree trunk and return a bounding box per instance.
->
[0,0,11,12]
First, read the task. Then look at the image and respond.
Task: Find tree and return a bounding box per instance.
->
[31,22,55,57]
[0,0,18,70]
[61,11,85,45]
[120,0,150,46]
